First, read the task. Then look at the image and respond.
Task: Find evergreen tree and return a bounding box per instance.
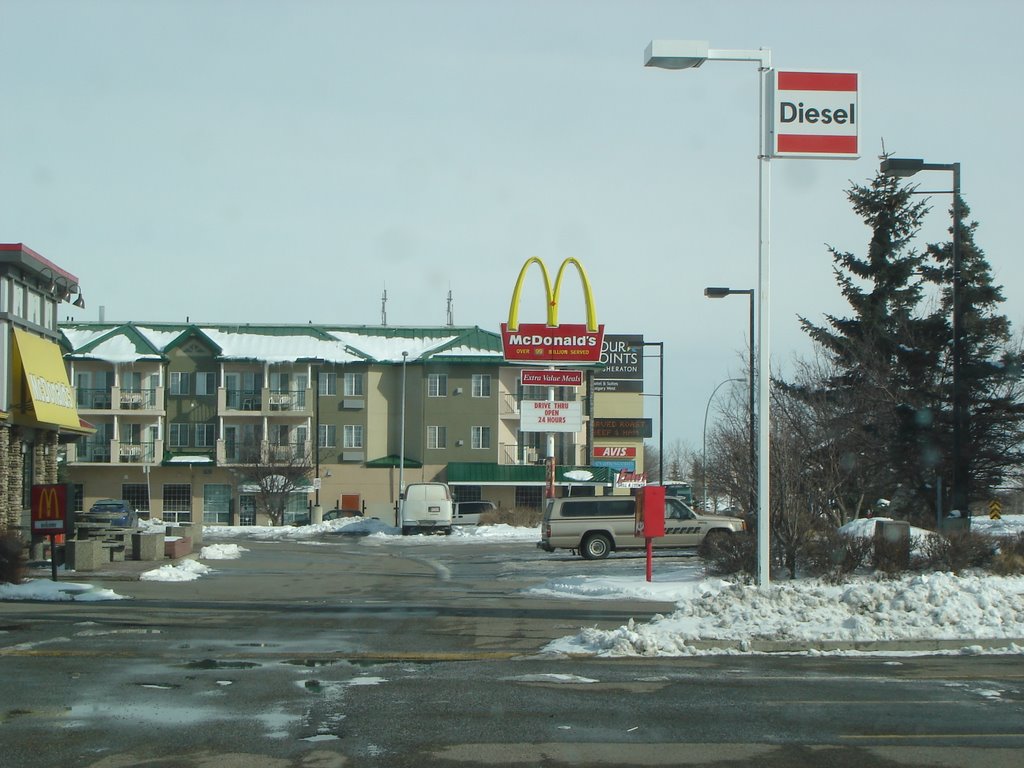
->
[794,170,940,521]
[920,199,1024,506]
[790,168,1024,525]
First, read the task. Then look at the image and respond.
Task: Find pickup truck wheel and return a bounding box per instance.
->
[581,533,612,560]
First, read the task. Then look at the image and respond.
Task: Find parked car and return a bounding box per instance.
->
[538,495,746,560]
[399,482,453,535]
[82,499,139,528]
[452,500,496,526]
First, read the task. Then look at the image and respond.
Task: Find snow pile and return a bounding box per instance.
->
[542,571,1024,657]
[199,543,248,560]
[0,580,126,602]
[139,558,213,582]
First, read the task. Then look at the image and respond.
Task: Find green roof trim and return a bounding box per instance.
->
[365,454,423,468]
[445,462,614,485]
[164,325,223,355]
[72,323,166,360]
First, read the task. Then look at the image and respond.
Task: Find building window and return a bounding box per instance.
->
[203,483,232,525]
[515,486,543,509]
[471,426,491,450]
[427,426,447,449]
[169,371,190,395]
[169,423,189,448]
[194,423,216,448]
[196,371,217,396]
[343,425,364,449]
[343,372,364,396]
[319,424,336,448]
[472,374,491,398]
[122,483,150,513]
[72,483,84,513]
[428,373,448,397]
[162,483,192,522]
[318,372,337,396]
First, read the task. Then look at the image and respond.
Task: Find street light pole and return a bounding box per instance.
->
[705,287,756,517]
[399,351,408,526]
[646,40,773,586]
[880,157,968,526]
[632,341,665,484]
[703,378,744,513]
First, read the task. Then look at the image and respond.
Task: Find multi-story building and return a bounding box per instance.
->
[1,244,90,533]
[59,321,648,525]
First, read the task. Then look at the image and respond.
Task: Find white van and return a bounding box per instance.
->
[399,482,454,535]
[452,500,496,526]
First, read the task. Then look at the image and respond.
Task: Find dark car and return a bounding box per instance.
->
[83,499,139,528]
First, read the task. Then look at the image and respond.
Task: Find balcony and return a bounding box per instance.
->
[217,439,312,465]
[118,387,159,410]
[499,443,540,465]
[76,388,112,411]
[221,387,311,414]
[70,437,112,463]
[117,440,157,463]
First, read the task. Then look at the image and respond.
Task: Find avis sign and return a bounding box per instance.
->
[769,70,859,158]
[501,257,605,364]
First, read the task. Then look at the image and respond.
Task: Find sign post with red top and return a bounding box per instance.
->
[635,485,665,582]
[31,484,72,581]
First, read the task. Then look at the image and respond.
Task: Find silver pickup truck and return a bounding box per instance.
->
[538,495,746,559]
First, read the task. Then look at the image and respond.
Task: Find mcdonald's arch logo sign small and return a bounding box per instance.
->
[500,257,605,364]
[32,484,70,534]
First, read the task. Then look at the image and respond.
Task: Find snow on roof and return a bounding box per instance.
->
[61,323,502,365]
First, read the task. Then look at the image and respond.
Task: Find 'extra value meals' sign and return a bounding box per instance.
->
[501,257,605,364]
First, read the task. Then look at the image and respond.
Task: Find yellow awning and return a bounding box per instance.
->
[11,328,83,431]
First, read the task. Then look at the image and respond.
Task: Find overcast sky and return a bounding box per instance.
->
[3,0,1021,454]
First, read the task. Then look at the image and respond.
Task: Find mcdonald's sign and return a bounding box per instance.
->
[500,257,605,364]
[31,484,70,535]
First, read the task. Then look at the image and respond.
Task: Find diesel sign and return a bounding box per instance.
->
[770,70,859,158]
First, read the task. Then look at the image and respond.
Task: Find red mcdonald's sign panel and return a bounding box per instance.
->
[31,484,69,534]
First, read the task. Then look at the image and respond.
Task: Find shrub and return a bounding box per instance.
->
[918,529,998,574]
[700,531,757,579]
[479,506,543,527]
[991,532,1024,575]
[1,533,26,585]
[801,529,872,582]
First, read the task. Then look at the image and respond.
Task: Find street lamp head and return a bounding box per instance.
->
[704,286,733,299]
[644,40,709,69]
[880,157,924,178]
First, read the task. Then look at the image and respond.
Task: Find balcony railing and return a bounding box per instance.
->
[119,387,158,409]
[118,441,157,463]
[268,388,308,411]
[75,437,111,463]
[499,443,540,465]
[77,388,112,410]
[225,388,262,411]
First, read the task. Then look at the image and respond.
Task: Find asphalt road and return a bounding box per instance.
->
[2,535,1022,767]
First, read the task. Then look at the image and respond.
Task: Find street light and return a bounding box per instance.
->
[880,157,967,526]
[703,378,744,513]
[646,39,773,586]
[399,351,408,525]
[705,287,756,516]
[631,341,664,484]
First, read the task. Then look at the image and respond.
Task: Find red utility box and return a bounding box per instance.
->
[634,485,666,538]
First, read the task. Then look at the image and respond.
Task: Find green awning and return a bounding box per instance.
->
[365,455,423,469]
[445,462,613,486]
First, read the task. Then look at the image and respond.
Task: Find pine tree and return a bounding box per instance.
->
[794,170,941,521]
[920,199,1024,507]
